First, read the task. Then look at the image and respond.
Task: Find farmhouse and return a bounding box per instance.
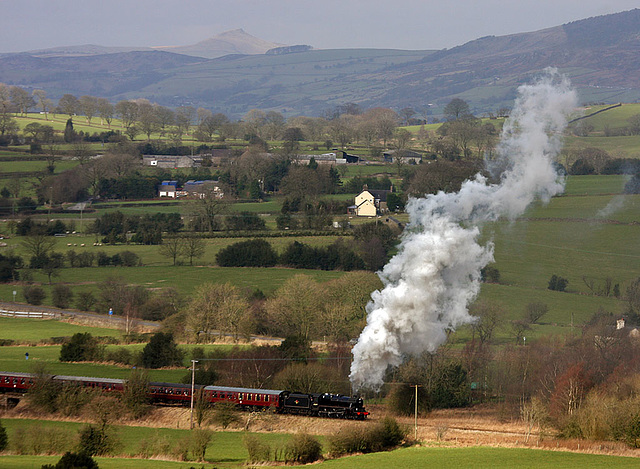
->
[180,180,224,199]
[158,180,178,198]
[349,186,392,217]
[158,180,224,199]
[294,153,344,166]
[383,149,422,164]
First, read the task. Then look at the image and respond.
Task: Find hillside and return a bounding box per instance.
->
[153,28,286,58]
[0,10,639,116]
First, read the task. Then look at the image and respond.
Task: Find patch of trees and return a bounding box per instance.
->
[280,239,365,271]
[217,238,371,271]
[91,211,182,244]
[97,173,162,199]
[405,159,483,196]
[216,239,278,267]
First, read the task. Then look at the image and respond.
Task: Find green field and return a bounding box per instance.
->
[316,446,640,469]
[0,341,245,381]
[0,418,293,468]
[0,317,122,342]
[1,419,638,469]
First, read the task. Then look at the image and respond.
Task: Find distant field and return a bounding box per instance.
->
[0,265,347,306]
[0,317,122,342]
[0,342,244,381]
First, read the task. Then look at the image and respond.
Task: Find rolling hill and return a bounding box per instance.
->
[0,9,639,117]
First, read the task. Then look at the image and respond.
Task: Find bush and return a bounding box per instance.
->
[28,372,62,413]
[185,429,212,461]
[284,433,322,464]
[52,284,74,309]
[0,420,7,452]
[216,238,278,267]
[328,417,407,456]
[105,347,133,365]
[11,425,74,455]
[244,434,271,463]
[210,401,240,429]
[140,332,183,368]
[77,424,116,456]
[42,451,99,469]
[23,285,46,305]
[548,274,569,292]
[75,291,97,312]
[121,369,150,419]
[59,333,103,362]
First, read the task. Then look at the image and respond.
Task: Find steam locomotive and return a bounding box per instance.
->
[0,371,369,419]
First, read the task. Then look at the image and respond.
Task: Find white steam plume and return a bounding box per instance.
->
[350,69,577,391]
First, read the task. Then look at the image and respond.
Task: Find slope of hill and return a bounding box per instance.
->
[0,10,639,116]
[153,29,286,59]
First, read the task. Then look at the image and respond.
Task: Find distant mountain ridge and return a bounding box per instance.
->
[152,29,286,59]
[0,10,639,117]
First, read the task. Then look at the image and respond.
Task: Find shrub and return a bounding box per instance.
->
[56,382,94,417]
[186,429,212,461]
[27,372,62,413]
[244,434,271,463]
[105,347,133,365]
[141,332,183,368]
[77,424,116,456]
[120,250,140,267]
[0,420,7,452]
[42,451,99,469]
[328,417,407,456]
[548,274,569,292]
[210,401,240,429]
[216,238,278,267]
[11,425,74,455]
[284,433,322,464]
[121,369,150,419]
[75,291,97,312]
[52,284,74,309]
[23,285,46,305]
[59,333,103,362]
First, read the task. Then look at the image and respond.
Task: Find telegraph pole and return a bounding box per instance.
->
[413,384,421,441]
[190,360,198,430]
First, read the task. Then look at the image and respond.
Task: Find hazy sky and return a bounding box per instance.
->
[1,0,637,53]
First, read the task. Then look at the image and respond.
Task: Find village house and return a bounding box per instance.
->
[158,180,224,199]
[348,185,392,217]
[383,149,422,164]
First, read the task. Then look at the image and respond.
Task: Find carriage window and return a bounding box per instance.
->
[21,379,25,384]
[13,378,17,384]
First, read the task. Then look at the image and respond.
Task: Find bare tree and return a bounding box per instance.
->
[158,237,185,266]
[21,234,56,260]
[182,235,206,266]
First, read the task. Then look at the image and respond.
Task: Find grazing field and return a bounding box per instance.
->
[0,418,293,468]
[0,341,245,381]
[316,446,640,469]
[0,317,122,342]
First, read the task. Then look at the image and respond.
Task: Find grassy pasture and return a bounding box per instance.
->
[0,341,244,381]
[577,103,640,132]
[316,446,640,469]
[0,265,346,305]
[0,418,293,467]
[0,317,122,342]
[2,419,638,468]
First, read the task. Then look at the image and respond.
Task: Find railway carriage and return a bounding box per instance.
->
[0,371,368,419]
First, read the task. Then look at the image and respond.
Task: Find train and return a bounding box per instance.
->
[0,371,369,419]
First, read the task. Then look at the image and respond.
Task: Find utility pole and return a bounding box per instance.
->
[413,384,421,441]
[190,359,198,430]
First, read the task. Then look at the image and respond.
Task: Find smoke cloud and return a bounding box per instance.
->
[350,69,577,391]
